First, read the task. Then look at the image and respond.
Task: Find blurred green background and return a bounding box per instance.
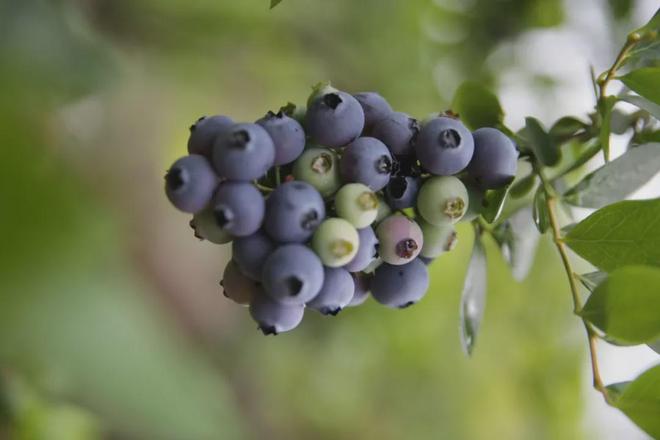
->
[0,0,653,438]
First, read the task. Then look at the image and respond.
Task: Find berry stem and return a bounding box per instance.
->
[535,160,610,403]
[275,166,282,186]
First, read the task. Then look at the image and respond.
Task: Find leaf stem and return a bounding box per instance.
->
[597,32,640,101]
[542,178,610,402]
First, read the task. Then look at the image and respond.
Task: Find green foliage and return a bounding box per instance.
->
[598,96,617,162]
[451,81,504,131]
[579,266,660,344]
[563,143,660,208]
[481,186,510,223]
[619,67,660,105]
[520,117,561,166]
[564,199,660,272]
[459,234,487,356]
[270,0,284,9]
[610,364,660,438]
[532,187,550,233]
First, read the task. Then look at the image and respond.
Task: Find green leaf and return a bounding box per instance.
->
[481,185,510,223]
[620,94,660,120]
[459,234,487,356]
[608,0,634,19]
[451,81,504,130]
[579,265,660,344]
[549,116,588,144]
[563,143,660,208]
[606,381,630,402]
[619,67,660,105]
[521,117,561,166]
[633,7,660,34]
[270,0,283,9]
[612,364,660,438]
[576,271,608,292]
[509,174,537,199]
[564,198,660,272]
[532,187,550,233]
[599,96,617,162]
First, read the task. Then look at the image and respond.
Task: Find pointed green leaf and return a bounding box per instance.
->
[459,235,487,356]
[619,67,660,105]
[632,7,660,34]
[564,198,660,272]
[612,364,660,439]
[599,96,617,161]
[563,143,660,208]
[549,116,588,144]
[509,174,538,199]
[451,81,504,131]
[521,117,561,166]
[580,265,660,344]
[481,185,510,223]
[532,187,550,233]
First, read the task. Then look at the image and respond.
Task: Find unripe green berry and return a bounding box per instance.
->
[417,176,469,225]
[312,218,360,267]
[191,207,233,244]
[335,183,379,228]
[293,146,341,197]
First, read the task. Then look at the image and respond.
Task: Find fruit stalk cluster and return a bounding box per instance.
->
[165,83,518,334]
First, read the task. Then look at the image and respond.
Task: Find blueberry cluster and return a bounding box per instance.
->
[165,83,517,335]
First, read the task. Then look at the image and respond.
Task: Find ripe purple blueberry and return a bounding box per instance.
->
[264,181,326,243]
[165,155,218,213]
[306,89,365,148]
[467,127,518,189]
[306,267,355,315]
[212,122,275,180]
[340,137,393,191]
[415,117,474,175]
[232,230,276,281]
[256,111,306,165]
[371,259,429,308]
[353,92,393,134]
[250,290,305,335]
[371,112,419,156]
[211,182,265,237]
[188,115,233,158]
[262,244,324,305]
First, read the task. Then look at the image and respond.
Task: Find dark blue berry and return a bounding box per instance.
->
[353,92,392,134]
[340,137,393,191]
[232,230,276,281]
[188,115,233,158]
[415,117,474,175]
[467,127,518,189]
[212,123,275,180]
[264,181,326,243]
[262,244,324,305]
[250,289,305,335]
[306,267,355,315]
[212,182,264,237]
[165,155,218,213]
[256,111,306,165]
[371,259,429,308]
[371,112,419,156]
[305,91,365,148]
